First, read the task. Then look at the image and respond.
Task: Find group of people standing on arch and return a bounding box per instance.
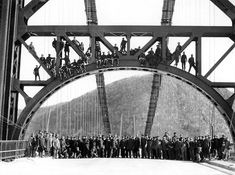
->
[31,37,197,81]
[33,37,89,81]
[27,130,232,163]
[138,41,197,73]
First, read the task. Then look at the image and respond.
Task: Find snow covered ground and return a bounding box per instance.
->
[0,158,233,175]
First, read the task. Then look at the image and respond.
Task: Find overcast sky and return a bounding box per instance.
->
[19,0,235,109]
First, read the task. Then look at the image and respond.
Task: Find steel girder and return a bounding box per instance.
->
[0,0,23,140]
[19,25,235,38]
[210,0,235,25]
[145,74,161,136]
[84,0,111,135]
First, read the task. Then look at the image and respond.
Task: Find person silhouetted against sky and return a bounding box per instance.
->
[34,65,41,81]
[181,52,187,71]
[188,54,196,73]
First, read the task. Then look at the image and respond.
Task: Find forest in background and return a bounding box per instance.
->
[25,74,233,141]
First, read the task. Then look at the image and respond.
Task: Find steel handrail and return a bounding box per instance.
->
[0,140,28,160]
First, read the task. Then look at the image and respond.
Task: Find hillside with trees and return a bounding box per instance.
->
[26,74,232,140]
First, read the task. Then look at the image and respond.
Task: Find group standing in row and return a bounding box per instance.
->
[27,130,232,163]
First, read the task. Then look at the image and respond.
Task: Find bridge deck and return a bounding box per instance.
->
[0,158,234,175]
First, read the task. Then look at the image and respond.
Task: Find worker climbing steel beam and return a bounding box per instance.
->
[84,0,111,135]
[145,0,176,136]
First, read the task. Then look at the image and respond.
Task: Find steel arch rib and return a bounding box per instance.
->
[12,58,235,142]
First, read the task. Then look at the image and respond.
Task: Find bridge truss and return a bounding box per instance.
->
[0,0,235,143]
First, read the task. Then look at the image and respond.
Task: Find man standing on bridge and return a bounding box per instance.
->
[33,65,41,81]
[188,54,196,73]
[120,38,127,54]
[174,42,182,67]
[181,52,187,71]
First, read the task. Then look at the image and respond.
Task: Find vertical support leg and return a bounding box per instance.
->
[95,73,111,135]
[56,36,61,76]
[0,0,11,140]
[8,45,22,139]
[161,37,167,63]
[196,37,202,76]
[0,0,19,140]
[127,34,131,56]
[144,74,161,136]
[90,36,96,64]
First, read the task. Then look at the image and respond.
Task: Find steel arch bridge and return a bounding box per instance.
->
[0,0,235,143]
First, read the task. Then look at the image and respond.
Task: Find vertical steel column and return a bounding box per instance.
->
[196,37,202,76]
[55,36,61,76]
[161,36,167,63]
[127,34,131,56]
[0,0,11,140]
[84,0,111,135]
[95,74,111,134]
[0,0,19,140]
[144,74,161,136]
[90,36,96,63]
[7,0,23,139]
[144,0,175,136]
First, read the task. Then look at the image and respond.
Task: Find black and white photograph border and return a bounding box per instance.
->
[0,0,235,175]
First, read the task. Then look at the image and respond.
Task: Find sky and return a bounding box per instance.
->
[19,0,235,109]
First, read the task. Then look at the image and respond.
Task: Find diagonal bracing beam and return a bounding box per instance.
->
[135,35,160,57]
[167,36,195,65]
[227,93,235,106]
[205,42,235,78]
[96,33,123,58]
[19,37,53,77]
[210,0,235,25]
[62,34,87,59]
[22,0,49,22]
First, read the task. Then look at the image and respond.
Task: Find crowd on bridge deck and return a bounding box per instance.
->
[27,130,232,163]
[30,37,197,81]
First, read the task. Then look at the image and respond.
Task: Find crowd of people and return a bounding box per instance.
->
[29,37,198,81]
[29,37,120,81]
[27,130,232,163]
[137,41,197,74]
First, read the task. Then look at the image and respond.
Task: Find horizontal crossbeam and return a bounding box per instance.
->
[20,25,235,38]
[20,80,51,87]
[210,82,235,88]
[12,79,32,104]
